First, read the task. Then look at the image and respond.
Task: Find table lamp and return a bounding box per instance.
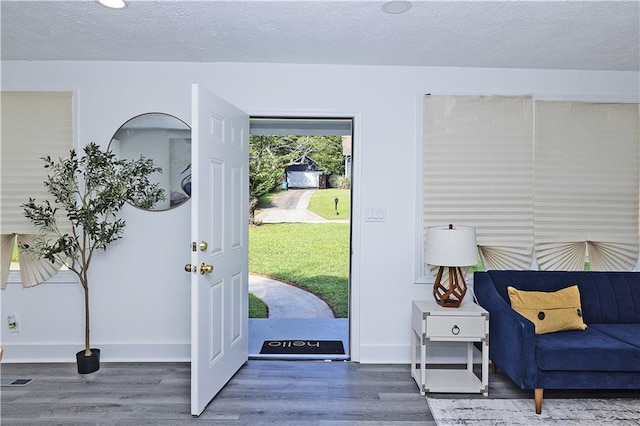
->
[424,224,478,308]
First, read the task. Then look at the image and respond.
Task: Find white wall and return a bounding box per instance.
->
[1,61,638,363]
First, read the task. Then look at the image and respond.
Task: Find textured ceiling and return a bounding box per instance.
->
[1,1,639,71]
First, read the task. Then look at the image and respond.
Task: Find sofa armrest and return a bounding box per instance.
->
[474,272,538,389]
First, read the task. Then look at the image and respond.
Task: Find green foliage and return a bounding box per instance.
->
[295,135,345,176]
[307,189,351,220]
[249,134,345,200]
[249,293,268,318]
[328,174,350,189]
[11,242,18,262]
[249,135,285,200]
[257,191,279,210]
[22,143,164,274]
[249,223,350,318]
[21,142,165,354]
[468,261,485,273]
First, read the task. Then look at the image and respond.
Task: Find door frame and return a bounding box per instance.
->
[248,107,362,361]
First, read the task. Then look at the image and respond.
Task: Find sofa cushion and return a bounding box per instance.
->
[536,327,640,371]
[589,323,640,349]
[486,270,640,324]
[508,285,587,334]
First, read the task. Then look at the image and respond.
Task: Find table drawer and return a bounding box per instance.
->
[426,315,485,339]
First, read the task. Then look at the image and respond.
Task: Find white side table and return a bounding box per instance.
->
[411,299,489,396]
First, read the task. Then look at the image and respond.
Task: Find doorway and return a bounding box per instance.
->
[247,117,353,360]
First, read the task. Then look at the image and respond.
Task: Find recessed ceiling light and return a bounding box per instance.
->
[381,1,412,14]
[98,0,127,9]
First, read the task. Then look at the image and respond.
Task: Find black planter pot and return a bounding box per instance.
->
[76,348,100,374]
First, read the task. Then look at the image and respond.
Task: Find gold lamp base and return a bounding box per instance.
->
[433,266,467,308]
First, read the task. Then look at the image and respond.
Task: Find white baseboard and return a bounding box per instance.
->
[0,343,190,363]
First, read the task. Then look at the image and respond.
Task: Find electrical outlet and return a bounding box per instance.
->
[8,315,20,333]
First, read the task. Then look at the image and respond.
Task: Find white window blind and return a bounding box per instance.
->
[534,101,640,271]
[1,91,74,287]
[423,95,534,272]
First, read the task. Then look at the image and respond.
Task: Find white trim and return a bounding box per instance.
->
[422,92,640,104]
[349,109,363,362]
[414,92,429,284]
[532,94,640,104]
[6,269,78,285]
[0,342,190,363]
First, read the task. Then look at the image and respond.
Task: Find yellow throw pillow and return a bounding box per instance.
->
[507,285,587,334]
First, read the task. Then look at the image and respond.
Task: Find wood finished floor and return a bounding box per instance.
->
[1,361,432,425]
[2,361,639,425]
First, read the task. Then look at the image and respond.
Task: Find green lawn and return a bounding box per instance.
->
[12,240,20,261]
[256,191,280,212]
[248,293,268,318]
[249,222,350,318]
[307,189,351,220]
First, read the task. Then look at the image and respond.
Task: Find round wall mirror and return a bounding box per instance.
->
[109,113,191,211]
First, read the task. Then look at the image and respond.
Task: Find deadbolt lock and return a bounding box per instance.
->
[199,241,208,251]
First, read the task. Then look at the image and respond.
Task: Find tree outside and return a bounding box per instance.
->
[249,135,346,220]
[249,133,351,318]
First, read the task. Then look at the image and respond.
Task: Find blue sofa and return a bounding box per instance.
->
[474,270,640,414]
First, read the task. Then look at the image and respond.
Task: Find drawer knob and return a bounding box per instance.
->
[451,325,460,335]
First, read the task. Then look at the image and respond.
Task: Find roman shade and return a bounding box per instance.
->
[534,101,640,271]
[423,95,534,272]
[1,91,73,288]
[423,95,640,275]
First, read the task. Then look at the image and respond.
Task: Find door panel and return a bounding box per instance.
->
[209,159,224,255]
[230,271,243,344]
[191,84,249,416]
[209,280,224,362]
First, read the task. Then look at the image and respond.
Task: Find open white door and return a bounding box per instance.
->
[190,84,249,416]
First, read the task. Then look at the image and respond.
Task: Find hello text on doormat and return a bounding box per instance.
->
[260,340,345,355]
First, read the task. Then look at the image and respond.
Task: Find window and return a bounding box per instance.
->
[1,92,74,288]
[422,95,534,275]
[421,95,639,277]
[534,101,639,271]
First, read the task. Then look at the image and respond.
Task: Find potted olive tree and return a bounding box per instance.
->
[22,142,164,374]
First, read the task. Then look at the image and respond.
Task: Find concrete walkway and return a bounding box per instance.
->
[254,189,327,223]
[248,189,347,356]
[250,188,345,319]
[249,275,334,318]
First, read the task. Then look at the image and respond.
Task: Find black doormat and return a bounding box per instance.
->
[260,340,345,355]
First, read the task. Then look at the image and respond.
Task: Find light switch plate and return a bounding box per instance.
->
[365,207,386,222]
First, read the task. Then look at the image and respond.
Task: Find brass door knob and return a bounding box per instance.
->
[184,263,194,273]
[199,263,214,274]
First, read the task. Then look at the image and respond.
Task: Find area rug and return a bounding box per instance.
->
[260,340,344,355]
[427,397,640,425]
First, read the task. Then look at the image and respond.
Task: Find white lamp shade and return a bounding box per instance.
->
[425,225,478,267]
